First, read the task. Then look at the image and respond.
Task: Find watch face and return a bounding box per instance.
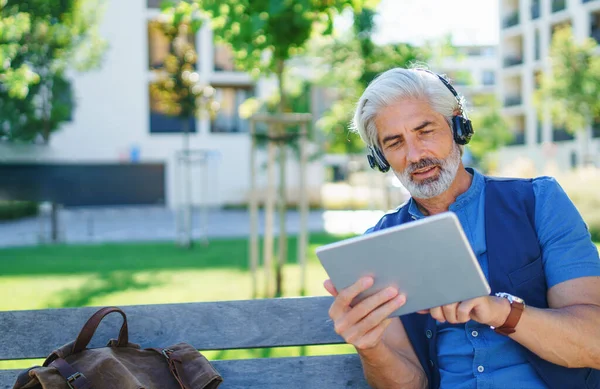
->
[495,292,525,304]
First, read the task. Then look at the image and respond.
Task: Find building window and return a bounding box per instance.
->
[482,71,495,85]
[210,86,254,133]
[531,0,541,19]
[553,126,574,141]
[591,12,600,44]
[593,117,600,138]
[148,84,197,134]
[552,0,566,12]
[148,20,197,70]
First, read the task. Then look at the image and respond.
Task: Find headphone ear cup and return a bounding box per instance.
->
[452,115,474,145]
[375,147,391,172]
[366,146,391,173]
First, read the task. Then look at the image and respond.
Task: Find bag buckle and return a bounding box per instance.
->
[66,372,85,389]
[161,348,174,359]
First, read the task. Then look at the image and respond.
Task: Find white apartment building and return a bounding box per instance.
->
[497,0,600,171]
[0,0,325,208]
[435,45,498,108]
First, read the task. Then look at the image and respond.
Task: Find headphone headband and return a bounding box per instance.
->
[417,69,467,119]
[365,68,474,173]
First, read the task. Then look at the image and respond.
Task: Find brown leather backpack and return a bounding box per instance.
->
[13,307,223,389]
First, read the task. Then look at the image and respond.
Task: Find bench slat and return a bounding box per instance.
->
[0,354,369,389]
[0,297,343,360]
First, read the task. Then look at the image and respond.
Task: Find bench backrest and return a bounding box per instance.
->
[0,296,370,388]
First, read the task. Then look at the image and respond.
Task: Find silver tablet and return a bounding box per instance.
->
[316,212,491,317]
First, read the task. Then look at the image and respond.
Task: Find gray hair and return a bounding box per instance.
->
[351,66,466,154]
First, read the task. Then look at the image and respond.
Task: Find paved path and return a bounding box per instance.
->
[0,207,385,248]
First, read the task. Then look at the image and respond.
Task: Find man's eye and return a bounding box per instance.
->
[421,129,433,134]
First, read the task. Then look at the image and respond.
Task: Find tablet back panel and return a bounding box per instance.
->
[316,212,491,316]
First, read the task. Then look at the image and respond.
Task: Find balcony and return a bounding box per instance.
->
[593,121,600,138]
[504,95,523,107]
[553,127,575,141]
[503,11,520,28]
[552,0,566,12]
[531,1,541,19]
[508,131,526,146]
[592,28,600,44]
[504,56,524,67]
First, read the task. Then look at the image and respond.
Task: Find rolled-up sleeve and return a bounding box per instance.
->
[534,177,600,288]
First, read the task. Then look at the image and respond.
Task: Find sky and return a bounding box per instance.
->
[370,0,500,46]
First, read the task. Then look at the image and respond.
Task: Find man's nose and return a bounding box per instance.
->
[406,139,426,164]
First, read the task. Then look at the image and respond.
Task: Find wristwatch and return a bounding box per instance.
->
[491,292,525,335]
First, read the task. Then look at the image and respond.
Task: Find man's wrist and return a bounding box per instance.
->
[490,296,512,328]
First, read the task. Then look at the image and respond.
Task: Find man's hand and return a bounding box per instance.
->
[418,295,511,327]
[324,277,406,350]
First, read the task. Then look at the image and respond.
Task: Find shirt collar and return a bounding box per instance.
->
[407,167,483,220]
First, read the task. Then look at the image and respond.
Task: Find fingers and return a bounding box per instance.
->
[429,306,445,323]
[328,277,373,319]
[352,318,394,350]
[430,302,467,324]
[337,277,374,307]
[336,293,405,348]
[342,288,403,332]
[323,279,338,297]
[457,300,476,323]
[442,303,460,324]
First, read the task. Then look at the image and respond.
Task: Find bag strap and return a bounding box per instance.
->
[49,358,92,389]
[13,366,39,388]
[72,307,128,354]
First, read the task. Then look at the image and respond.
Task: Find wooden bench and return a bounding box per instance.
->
[0,296,370,388]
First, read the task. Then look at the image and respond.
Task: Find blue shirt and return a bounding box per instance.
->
[405,168,600,389]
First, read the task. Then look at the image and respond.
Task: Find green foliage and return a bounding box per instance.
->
[198,0,379,76]
[0,0,107,143]
[558,169,600,242]
[534,26,600,134]
[467,94,513,170]
[314,7,425,154]
[149,2,217,124]
[0,201,38,221]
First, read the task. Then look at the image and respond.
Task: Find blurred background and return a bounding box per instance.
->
[1,0,599,360]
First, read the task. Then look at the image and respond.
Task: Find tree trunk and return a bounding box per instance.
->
[50,202,60,243]
[181,118,193,249]
[275,59,287,297]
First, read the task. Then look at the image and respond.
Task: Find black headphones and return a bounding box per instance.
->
[366,69,474,173]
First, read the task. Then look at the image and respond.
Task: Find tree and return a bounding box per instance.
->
[0,7,39,99]
[534,25,600,164]
[467,94,512,172]
[150,0,218,249]
[197,0,378,297]
[314,7,425,154]
[0,0,107,143]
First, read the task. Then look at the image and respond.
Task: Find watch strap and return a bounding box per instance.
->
[494,300,524,335]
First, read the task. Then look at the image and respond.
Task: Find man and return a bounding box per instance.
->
[324,66,600,389]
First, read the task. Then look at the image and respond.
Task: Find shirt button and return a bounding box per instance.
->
[425,330,433,339]
[471,330,479,337]
[477,365,485,373]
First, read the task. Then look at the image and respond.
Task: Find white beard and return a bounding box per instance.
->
[394,143,462,199]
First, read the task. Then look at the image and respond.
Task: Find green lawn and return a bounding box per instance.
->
[2,238,598,370]
[0,233,357,368]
